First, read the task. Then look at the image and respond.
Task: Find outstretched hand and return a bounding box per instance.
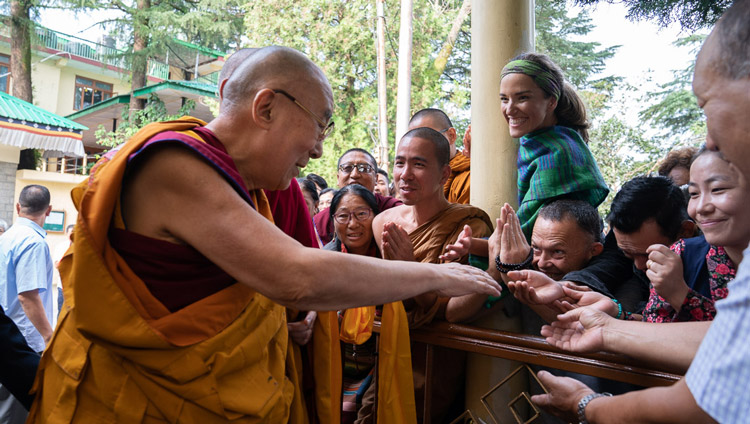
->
[556,285,620,317]
[440,225,472,262]
[287,310,317,346]
[382,222,416,261]
[531,370,594,423]
[434,263,502,298]
[540,307,612,353]
[506,269,564,305]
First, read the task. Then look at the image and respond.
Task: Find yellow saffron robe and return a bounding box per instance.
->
[443,152,471,204]
[27,118,342,423]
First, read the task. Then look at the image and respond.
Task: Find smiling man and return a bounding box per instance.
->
[314,148,402,244]
[27,46,502,423]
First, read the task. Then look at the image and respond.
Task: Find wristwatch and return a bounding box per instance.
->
[577,392,612,424]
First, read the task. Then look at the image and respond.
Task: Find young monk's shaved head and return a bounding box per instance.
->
[221,46,330,116]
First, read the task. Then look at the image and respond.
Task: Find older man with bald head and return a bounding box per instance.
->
[27,46,500,423]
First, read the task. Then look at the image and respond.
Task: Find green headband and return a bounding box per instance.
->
[501,59,561,100]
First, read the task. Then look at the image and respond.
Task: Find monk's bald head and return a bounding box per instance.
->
[221,46,331,115]
[219,48,261,84]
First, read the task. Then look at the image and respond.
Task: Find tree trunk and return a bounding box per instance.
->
[434,0,471,75]
[11,0,37,170]
[128,0,151,124]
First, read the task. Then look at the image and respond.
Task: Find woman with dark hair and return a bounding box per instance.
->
[323,184,416,424]
[296,177,319,218]
[499,52,609,240]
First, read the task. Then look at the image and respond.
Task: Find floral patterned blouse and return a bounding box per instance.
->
[643,240,736,323]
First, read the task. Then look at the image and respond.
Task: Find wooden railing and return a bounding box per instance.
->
[403,321,681,387]
[375,321,681,423]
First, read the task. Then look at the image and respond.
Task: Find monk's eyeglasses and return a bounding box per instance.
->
[273,89,335,140]
[338,163,375,175]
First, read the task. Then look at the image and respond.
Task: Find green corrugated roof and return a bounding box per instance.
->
[171,39,226,58]
[0,91,88,130]
[133,80,218,98]
[65,94,130,120]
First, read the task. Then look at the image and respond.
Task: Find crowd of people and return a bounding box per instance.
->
[0,0,748,422]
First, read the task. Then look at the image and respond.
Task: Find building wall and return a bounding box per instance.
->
[55,65,130,117]
[0,145,20,225]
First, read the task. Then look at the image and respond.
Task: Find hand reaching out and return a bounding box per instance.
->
[506,269,565,305]
[556,285,620,317]
[646,244,689,308]
[540,307,612,353]
[382,222,416,261]
[440,225,472,262]
[531,371,594,423]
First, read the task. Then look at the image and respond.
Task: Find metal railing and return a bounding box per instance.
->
[42,154,99,176]
[0,24,169,81]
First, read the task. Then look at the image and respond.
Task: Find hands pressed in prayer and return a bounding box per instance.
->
[646,244,689,308]
[287,310,317,346]
[540,307,612,353]
[462,124,471,158]
[381,222,416,261]
[495,204,530,265]
[530,370,595,423]
[440,225,472,262]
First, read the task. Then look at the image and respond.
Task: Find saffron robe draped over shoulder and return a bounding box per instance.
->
[406,203,492,423]
[27,117,341,423]
[444,152,471,204]
[516,125,609,240]
[408,203,493,328]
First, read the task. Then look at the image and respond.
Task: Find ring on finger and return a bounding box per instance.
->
[647,259,653,269]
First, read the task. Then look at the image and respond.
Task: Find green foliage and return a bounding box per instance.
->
[572,0,732,31]
[243,0,472,184]
[95,93,195,147]
[535,0,617,88]
[639,35,707,145]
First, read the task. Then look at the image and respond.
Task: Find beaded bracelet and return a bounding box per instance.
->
[611,298,623,320]
[494,248,534,274]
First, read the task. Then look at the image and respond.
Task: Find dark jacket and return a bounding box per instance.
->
[0,305,41,410]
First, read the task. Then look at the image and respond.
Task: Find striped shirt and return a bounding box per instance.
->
[685,243,750,422]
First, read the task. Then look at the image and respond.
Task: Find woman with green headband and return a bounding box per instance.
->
[499,52,609,242]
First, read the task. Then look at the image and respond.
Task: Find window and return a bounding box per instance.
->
[0,55,10,94]
[73,76,113,110]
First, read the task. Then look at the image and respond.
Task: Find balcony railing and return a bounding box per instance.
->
[0,24,169,81]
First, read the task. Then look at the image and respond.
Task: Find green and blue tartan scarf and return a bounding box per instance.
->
[517,126,609,240]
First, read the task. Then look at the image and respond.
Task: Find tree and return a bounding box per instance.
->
[639,35,707,146]
[65,0,245,124]
[572,0,732,31]
[243,0,474,184]
[536,0,617,88]
[9,0,38,169]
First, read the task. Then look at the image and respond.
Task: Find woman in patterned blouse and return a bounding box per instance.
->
[642,147,750,322]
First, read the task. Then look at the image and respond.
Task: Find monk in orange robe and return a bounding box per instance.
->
[27,47,501,423]
[407,108,471,204]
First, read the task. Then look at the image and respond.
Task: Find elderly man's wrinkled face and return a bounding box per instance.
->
[693,33,750,179]
[531,217,603,281]
[337,151,377,191]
